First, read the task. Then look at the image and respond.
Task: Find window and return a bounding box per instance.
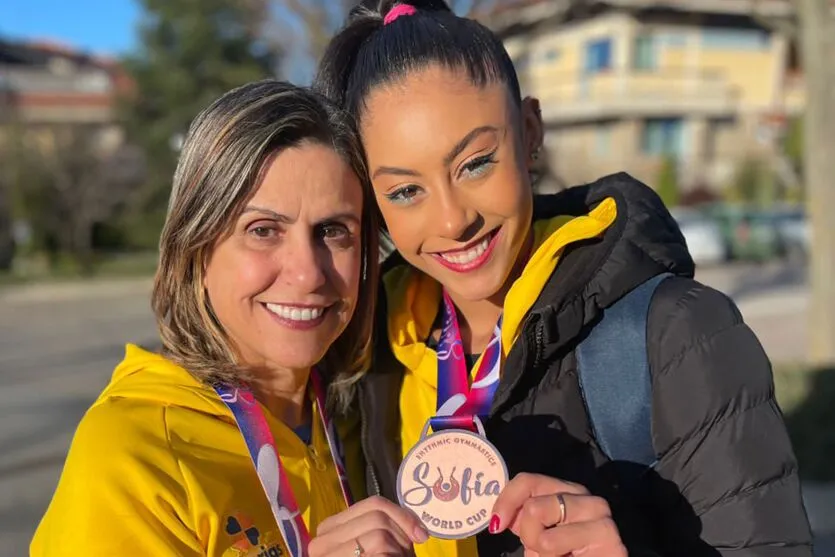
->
[633,35,656,71]
[641,118,684,156]
[657,32,687,48]
[584,38,612,73]
[542,47,561,62]
[595,123,614,157]
[701,28,770,50]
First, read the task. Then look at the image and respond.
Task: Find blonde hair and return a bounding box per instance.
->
[152,80,379,413]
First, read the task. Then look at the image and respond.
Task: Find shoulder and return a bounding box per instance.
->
[647,275,774,433]
[649,276,745,349]
[68,398,179,473]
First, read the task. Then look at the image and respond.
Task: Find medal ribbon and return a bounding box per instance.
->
[430,290,502,432]
[214,369,352,557]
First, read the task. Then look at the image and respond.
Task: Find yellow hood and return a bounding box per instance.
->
[384,197,618,388]
[95,343,231,417]
[32,345,363,557]
[385,199,617,557]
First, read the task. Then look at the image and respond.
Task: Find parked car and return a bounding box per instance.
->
[706,205,784,263]
[670,208,728,267]
[769,206,811,261]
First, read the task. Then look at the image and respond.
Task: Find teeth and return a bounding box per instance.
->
[265,303,325,321]
[440,236,490,265]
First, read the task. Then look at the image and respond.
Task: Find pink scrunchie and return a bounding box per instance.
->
[384,4,417,25]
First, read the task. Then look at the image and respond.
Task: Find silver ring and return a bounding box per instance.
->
[556,493,567,524]
[353,539,364,556]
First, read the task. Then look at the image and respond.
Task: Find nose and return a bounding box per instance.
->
[282,235,326,292]
[436,188,477,241]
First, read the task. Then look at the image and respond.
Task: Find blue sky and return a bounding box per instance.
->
[0,0,140,56]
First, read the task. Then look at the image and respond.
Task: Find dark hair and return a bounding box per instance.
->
[314,0,521,120]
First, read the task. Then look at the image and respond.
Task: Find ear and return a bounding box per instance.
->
[520,96,544,171]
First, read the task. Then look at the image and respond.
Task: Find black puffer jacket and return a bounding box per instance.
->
[356,174,812,556]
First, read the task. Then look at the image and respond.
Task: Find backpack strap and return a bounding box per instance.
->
[575,273,672,469]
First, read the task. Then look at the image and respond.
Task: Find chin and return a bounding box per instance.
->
[266,350,328,372]
[444,275,505,303]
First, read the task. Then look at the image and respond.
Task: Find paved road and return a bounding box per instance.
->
[0,265,831,556]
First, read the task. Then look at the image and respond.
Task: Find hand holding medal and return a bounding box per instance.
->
[488,473,627,557]
[309,496,429,556]
[396,292,509,540]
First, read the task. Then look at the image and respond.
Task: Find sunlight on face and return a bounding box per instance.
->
[204,142,364,372]
[361,65,538,303]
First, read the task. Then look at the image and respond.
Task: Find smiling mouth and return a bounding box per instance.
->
[430,227,500,272]
[264,303,329,323]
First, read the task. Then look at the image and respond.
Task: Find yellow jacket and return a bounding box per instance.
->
[31,345,364,556]
[383,201,617,557]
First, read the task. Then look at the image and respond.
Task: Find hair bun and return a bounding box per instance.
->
[355,0,453,18]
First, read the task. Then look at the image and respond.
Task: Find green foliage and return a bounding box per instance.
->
[784,115,804,174]
[729,157,778,207]
[656,156,680,208]
[117,0,280,243]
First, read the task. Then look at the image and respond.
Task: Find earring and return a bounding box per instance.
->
[531,146,542,161]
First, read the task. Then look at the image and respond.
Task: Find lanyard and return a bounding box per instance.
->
[431,290,502,432]
[214,369,352,557]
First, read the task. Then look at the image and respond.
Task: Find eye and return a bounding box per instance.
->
[318,222,351,241]
[460,152,497,179]
[248,224,277,239]
[384,184,423,206]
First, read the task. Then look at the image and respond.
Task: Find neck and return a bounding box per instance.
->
[446,227,534,354]
[249,366,312,429]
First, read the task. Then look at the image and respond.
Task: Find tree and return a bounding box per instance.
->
[273,0,498,83]
[754,0,835,365]
[797,0,835,365]
[0,175,13,271]
[119,0,280,247]
[12,127,145,273]
[657,156,680,209]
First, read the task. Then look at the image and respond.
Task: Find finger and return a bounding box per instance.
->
[336,530,414,557]
[528,518,626,557]
[312,510,413,554]
[318,496,393,533]
[318,496,428,543]
[490,473,588,534]
[517,493,612,549]
[520,492,611,531]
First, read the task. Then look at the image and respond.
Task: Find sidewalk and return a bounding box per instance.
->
[0,276,153,305]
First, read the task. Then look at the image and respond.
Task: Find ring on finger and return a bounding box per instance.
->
[556,493,567,524]
[353,539,364,556]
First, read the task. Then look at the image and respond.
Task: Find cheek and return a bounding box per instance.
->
[205,247,275,310]
[332,248,363,304]
[488,168,531,217]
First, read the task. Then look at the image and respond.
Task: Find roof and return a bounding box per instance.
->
[484,0,801,34]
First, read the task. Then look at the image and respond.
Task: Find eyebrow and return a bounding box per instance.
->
[242,206,293,223]
[371,125,500,180]
[242,206,361,226]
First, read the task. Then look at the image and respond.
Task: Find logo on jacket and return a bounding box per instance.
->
[223,512,283,557]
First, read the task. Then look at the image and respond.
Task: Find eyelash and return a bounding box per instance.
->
[318,222,350,241]
[459,152,497,179]
[245,222,352,244]
[248,225,276,239]
[384,151,498,206]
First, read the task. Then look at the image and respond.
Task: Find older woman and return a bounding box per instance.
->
[31,80,426,557]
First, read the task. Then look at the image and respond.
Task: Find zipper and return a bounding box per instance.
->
[358,386,382,496]
[532,316,544,371]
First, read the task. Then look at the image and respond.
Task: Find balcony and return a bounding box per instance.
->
[526,69,739,124]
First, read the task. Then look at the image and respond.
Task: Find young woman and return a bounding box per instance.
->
[31,81,426,557]
[316,2,813,556]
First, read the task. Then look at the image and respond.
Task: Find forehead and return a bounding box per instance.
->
[360,65,515,157]
[250,143,362,210]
